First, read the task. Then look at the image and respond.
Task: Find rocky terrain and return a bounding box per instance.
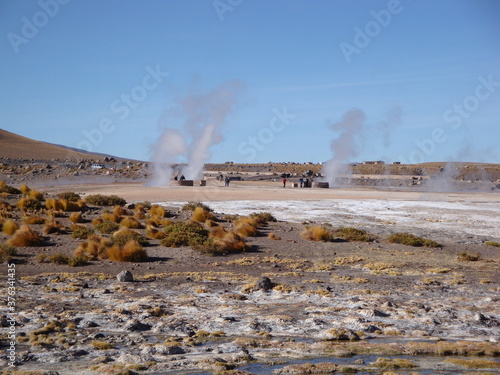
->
[0,180,499,374]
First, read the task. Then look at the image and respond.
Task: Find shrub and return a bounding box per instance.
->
[3,219,19,235]
[94,220,119,234]
[301,225,333,242]
[458,251,481,262]
[146,217,171,228]
[485,241,500,247]
[112,228,148,247]
[250,212,277,225]
[107,240,148,262]
[68,256,89,267]
[102,212,121,223]
[48,253,70,265]
[69,212,84,223]
[149,204,167,218]
[17,197,42,211]
[387,232,440,247]
[57,191,81,202]
[74,235,112,260]
[234,217,260,237]
[0,181,21,194]
[22,215,46,225]
[7,225,44,247]
[43,220,66,235]
[335,227,374,242]
[182,201,213,212]
[120,216,143,229]
[0,201,14,211]
[71,225,95,239]
[85,194,126,206]
[161,221,209,248]
[191,206,215,223]
[0,243,17,262]
[28,189,44,201]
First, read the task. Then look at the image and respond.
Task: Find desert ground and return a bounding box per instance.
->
[1,161,500,375]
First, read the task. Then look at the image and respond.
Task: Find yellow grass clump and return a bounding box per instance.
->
[28,189,44,201]
[60,199,82,212]
[212,230,249,253]
[8,225,44,247]
[45,198,64,211]
[22,215,46,224]
[43,219,65,235]
[113,205,128,216]
[69,212,84,223]
[107,240,148,262]
[300,225,333,242]
[2,219,19,235]
[20,183,31,195]
[191,206,215,223]
[120,216,143,229]
[234,217,260,237]
[146,226,166,240]
[102,212,121,223]
[74,235,112,260]
[17,197,42,211]
[149,204,167,218]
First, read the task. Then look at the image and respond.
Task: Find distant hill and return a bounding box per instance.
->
[0,129,120,161]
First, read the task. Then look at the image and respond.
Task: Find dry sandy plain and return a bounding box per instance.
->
[1,177,500,375]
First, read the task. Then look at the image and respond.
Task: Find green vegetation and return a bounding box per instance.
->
[85,194,126,206]
[458,251,481,261]
[485,241,500,247]
[71,225,95,239]
[57,191,81,202]
[387,232,440,247]
[335,227,374,242]
[94,220,120,234]
[0,243,17,262]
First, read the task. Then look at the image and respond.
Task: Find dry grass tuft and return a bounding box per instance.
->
[28,189,44,201]
[85,194,126,206]
[69,212,84,223]
[2,219,19,235]
[7,225,44,247]
[107,240,148,262]
[20,183,31,195]
[112,228,148,247]
[335,227,374,242]
[59,199,82,212]
[146,226,166,240]
[113,205,128,216]
[120,216,143,229]
[234,216,260,237]
[94,220,120,234]
[43,219,66,235]
[16,197,42,211]
[22,215,46,225]
[102,212,122,223]
[485,241,500,248]
[0,181,21,194]
[212,230,249,254]
[370,357,418,369]
[149,204,167,218]
[444,358,500,369]
[191,206,215,223]
[70,224,95,239]
[301,225,333,242]
[458,251,481,262]
[45,197,64,211]
[74,235,112,260]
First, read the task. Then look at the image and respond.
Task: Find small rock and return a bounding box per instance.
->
[124,319,152,332]
[322,327,360,341]
[117,270,133,282]
[255,276,274,291]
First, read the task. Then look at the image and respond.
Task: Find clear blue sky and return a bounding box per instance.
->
[1,0,499,164]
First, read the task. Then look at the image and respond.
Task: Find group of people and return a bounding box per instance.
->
[217,174,231,187]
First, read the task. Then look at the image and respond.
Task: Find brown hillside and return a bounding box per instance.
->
[0,129,101,160]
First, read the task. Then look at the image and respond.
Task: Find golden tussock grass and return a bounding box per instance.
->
[28,189,44,201]
[74,235,112,260]
[16,197,42,211]
[2,219,19,235]
[234,216,260,237]
[0,210,12,220]
[212,230,249,253]
[191,206,215,223]
[146,216,172,228]
[60,199,82,212]
[7,225,44,247]
[22,215,46,224]
[149,204,167,218]
[45,197,64,211]
[102,212,121,223]
[210,225,227,239]
[120,216,143,229]
[43,219,65,235]
[107,239,148,262]
[20,183,31,195]
[300,225,333,242]
[69,212,84,223]
[146,226,166,240]
[113,205,128,216]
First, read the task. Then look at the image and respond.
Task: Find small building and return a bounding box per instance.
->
[392,161,401,165]
[363,160,385,165]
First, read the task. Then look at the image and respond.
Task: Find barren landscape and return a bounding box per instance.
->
[1,151,500,375]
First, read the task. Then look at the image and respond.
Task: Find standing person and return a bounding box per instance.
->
[282,178,287,188]
[299,177,304,188]
[225,176,230,187]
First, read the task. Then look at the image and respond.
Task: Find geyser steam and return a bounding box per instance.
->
[149,80,245,185]
[322,109,366,187]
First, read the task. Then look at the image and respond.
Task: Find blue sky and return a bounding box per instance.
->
[1,0,499,164]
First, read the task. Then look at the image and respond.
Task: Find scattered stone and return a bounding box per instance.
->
[255,276,274,291]
[117,270,134,282]
[124,319,152,332]
[322,327,360,341]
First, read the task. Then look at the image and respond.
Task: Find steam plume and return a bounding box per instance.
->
[322,109,366,186]
[149,80,245,185]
